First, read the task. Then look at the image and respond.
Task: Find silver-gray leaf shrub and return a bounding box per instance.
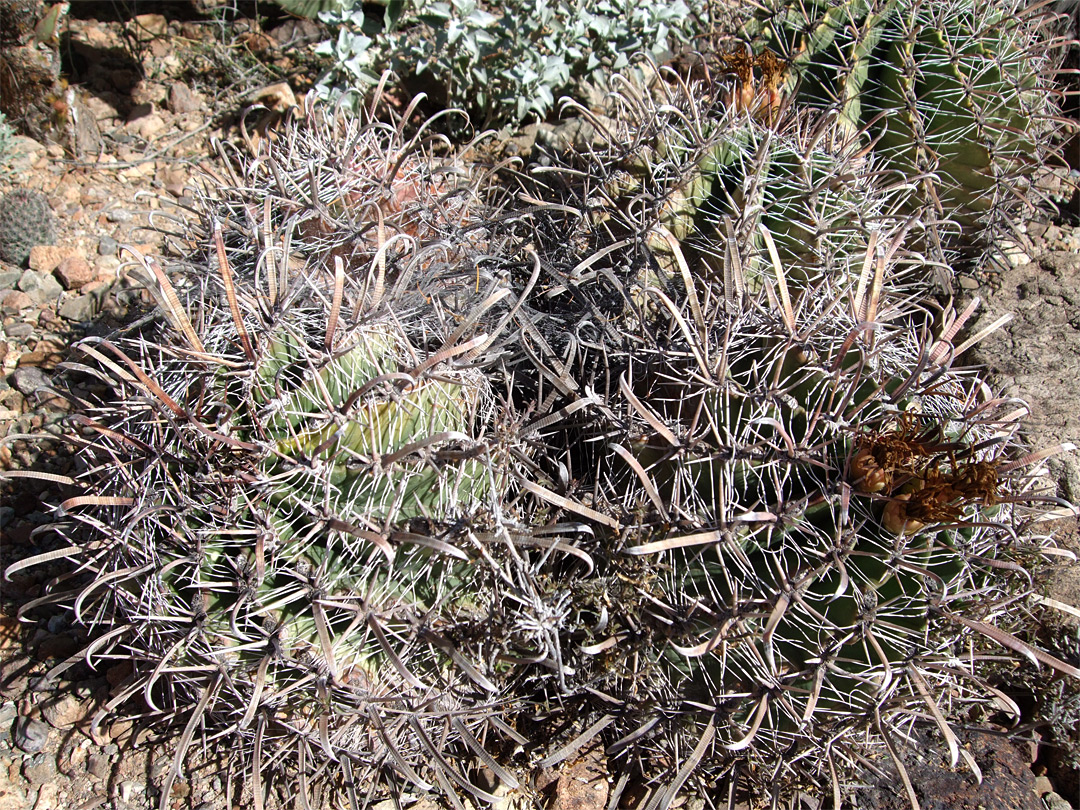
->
[314,0,703,124]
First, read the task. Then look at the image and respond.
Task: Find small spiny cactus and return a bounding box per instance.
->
[0,187,56,267]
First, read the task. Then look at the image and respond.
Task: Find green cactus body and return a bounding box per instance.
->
[580,75,905,299]
[867,10,1034,219]
[745,0,1069,262]
[254,326,491,525]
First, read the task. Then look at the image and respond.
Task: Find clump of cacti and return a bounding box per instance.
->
[0,187,56,266]
[740,0,1075,267]
[13,66,1080,810]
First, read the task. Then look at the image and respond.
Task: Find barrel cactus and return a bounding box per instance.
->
[740,0,1075,265]
[11,96,553,805]
[507,68,1079,803]
[546,62,918,299]
[8,72,1079,809]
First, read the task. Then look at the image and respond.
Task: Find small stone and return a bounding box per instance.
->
[0,704,15,743]
[97,235,118,256]
[105,208,133,224]
[108,717,133,743]
[40,694,88,729]
[82,280,112,302]
[30,780,58,810]
[2,136,46,176]
[119,780,146,803]
[159,166,190,198]
[58,736,88,775]
[95,255,121,279]
[131,13,168,38]
[86,751,111,780]
[1044,792,1072,810]
[0,271,20,289]
[17,270,63,303]
[0,290,33,316]
[3,322,32,338]
[53,180,81,205]
[269,18,322,48]
[53,256,94,290]
[0,657,32,698]
[126,110,167,141]
[0,782,29,810]
[167,82,203,114]
[21,751,56,785]
[1033,775,1054,796]
[16,342,64,369]
[27,246,80,274]
[1008,250,1031,268]
[1025,221,1049,240]
[13,717,48,754]
[957,275,979,292]
[58,292,98,323]
[12,366,51,396]
[251,82,297,112]
[33,634,79,662]
[105,661,133,689]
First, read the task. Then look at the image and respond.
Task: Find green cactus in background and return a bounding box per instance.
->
[742,0,1075,264]
[0,187,56,266]
[543,64,917,301]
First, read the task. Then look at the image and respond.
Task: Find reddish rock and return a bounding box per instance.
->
[27,246,81,274]
[130,13,168,39]
[41,693,93,729]
[0,290,33,315]
[167,82,202,115]
[53,256,94,290]
[129,113,167,141]
[17,342,64,370]
[159,166,190,198]
[252,82,297,112]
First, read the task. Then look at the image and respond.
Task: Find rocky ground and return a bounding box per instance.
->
[0,4,1078,810]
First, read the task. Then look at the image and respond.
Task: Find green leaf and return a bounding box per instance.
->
[384,0,407,31]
